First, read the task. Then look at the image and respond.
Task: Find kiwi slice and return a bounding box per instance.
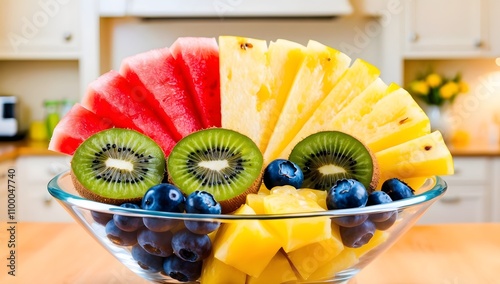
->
[167,128,263,213]
[70,128,166,204]
[288,131,379,191]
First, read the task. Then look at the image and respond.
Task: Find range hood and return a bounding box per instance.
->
[100,0,353,18]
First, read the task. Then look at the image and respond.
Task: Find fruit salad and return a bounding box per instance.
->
[48,36,454,283]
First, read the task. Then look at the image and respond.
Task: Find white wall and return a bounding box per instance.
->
[99,15,384,75]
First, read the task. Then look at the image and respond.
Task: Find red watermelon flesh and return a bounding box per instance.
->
[82,70,177,155]
[170,37,221,128]
[48,103,114,155]
[120,47,203,139]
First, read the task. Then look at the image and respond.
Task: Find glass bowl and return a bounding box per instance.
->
[48,171,447,284]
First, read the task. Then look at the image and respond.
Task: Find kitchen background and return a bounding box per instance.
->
[1,0,499,223]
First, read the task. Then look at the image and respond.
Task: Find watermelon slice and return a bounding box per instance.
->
[82,70,177,155]
[170,37,221,128]
[120,47,203,139]
[48,103,114,155]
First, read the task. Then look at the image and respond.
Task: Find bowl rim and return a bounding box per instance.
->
[48,171,447,220]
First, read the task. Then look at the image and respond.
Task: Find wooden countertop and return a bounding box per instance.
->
[0,139,62,161]
[0,222,498,283]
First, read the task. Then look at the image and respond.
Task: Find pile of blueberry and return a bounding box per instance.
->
[91,183,222,282]
[326,178,415,248]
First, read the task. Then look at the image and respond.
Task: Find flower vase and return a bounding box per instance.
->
[426,105,450,141]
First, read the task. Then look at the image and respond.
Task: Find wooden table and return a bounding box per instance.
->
[0,223,499,283]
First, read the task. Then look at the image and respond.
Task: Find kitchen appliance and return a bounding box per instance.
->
[0,95,25,139]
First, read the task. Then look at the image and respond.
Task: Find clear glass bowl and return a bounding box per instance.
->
[48,171,447,284]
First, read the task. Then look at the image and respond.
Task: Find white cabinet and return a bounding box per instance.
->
[0,0,80,59]
[403,0,488,58]
[16,155,74,222]
[492,158,500,222]
[418,157,492,224]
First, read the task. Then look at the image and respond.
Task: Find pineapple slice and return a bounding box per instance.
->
[219,36,270,152]
[263,40,351,164]
[260,39,307,151]
[375,131,454,184]
[358,88,431,152]
[274,65,384,160]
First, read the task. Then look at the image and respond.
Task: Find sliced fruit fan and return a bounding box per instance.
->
[50,36,452,189]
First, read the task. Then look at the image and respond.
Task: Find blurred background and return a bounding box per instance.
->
[1,0,500,223]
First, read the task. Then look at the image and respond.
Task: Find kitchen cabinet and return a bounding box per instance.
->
[418,157,492,224]
[0,0,81,59]
[492,158,500,222]
[403,0,488,58]
[16,155,74,222]
[0,158,16,222]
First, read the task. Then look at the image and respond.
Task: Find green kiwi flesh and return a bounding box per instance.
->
[167,128,263,213]
[288,131,379,191]
[71,128,166,204]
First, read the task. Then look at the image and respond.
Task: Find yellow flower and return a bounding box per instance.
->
[426,73,442,88]
[410,80,429,95]
[439,81,459,99]
[458,81,469,93]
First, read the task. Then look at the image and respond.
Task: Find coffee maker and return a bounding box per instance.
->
[0,95,24,139]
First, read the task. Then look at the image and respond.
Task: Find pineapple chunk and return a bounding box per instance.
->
[286,233,344,280]
[375,131,454,184]
[307,249,359,281]
[219,36,270,152]
[263,190,332,252]
[247,250,298,284]
[297,188,328,210]
[245,193,266,214]
[213,204,281,277]
[200,253,247,284]
[264,40,351,164]
[274,60,382,159]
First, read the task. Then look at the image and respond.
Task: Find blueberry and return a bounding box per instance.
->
[113,203,143,232]
[162,254,202,282]
[91,211,113,226]
[184,191,221,234]
[326,179,368,209]
[141,184,185,232]
[327,179,368,227]
[339,219,376,248]
[332,214,369,228]
[137,227,174,257]
[373,212,397,231]
[263,159,304,189]
[381,178,415,201]
[131,244,164,273]
[171,229,212,263]
[105,219,137,246]
[367,191,396,220]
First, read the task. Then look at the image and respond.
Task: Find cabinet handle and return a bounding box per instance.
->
[63,32,73,42]
[439,196,461,204]
[474,39,483,48]
[409,32,419,42]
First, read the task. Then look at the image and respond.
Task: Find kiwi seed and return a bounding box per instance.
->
[70,128,166,204]
[167,128,263,213]
[288,131,379,191]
